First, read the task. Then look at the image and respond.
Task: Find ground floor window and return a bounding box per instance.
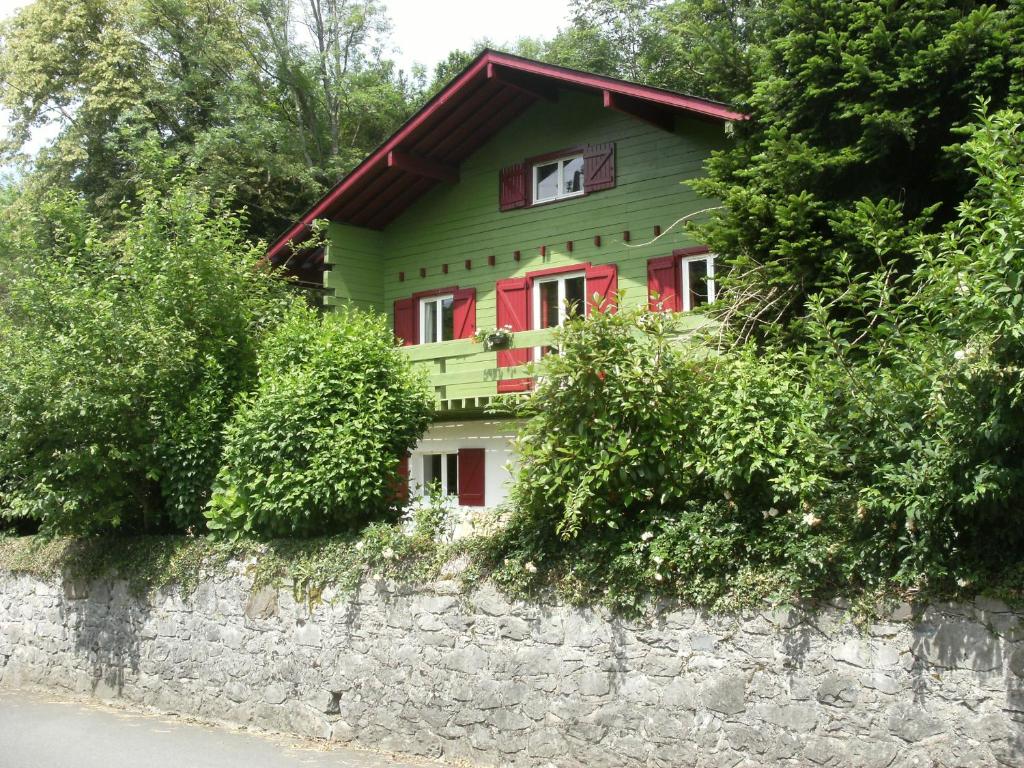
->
[422,452,459,497]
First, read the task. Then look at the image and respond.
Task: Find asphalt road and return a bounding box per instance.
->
[0,688,433,768]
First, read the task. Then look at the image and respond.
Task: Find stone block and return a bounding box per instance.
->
[244,586,277,620]
[752,702,817,732]
[816,672,859,708]
[700,673,746,715]
[913,620,1001,671]
[887,704,945,743]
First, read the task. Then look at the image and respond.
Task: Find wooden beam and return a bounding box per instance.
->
[603,90,674,132]
[487,62,559,101]
[386,150,459,183]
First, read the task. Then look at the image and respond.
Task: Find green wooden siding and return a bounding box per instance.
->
[324,89,726,407]
[324,223,384,313]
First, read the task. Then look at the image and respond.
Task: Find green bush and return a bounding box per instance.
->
[206,305,433,539]
[0,178,289,534]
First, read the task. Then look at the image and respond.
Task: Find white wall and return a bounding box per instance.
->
[407,419,522,509]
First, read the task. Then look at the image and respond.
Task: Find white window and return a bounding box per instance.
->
[532,271,585,358]
[681,254,716,311]
[420,294,454,344]
[533,155,585,203]
[422,452,458,497]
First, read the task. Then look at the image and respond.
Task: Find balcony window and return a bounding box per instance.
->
[420,294,454,344]
[681,254,716,311]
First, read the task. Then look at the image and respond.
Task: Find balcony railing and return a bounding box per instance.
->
[404,328,557,414]
[403,314,711,416]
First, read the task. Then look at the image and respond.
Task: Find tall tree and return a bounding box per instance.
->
[0,0,422,241]
[531,0,767,102]
[692,0,1024,338]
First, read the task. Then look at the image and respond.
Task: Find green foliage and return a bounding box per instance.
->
[0,526,458,605]
[694,0,1024,335]
[528,0,768,102]
[487,109,1024,611]
[0,0,422,240]
[206,304,433,539]
[0,166,290,534]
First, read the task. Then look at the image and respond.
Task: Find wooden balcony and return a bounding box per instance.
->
[403,314,712,417]
[403,328,557,416]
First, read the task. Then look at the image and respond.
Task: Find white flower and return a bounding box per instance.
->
[654,572,664,582]
[652,556,663,566]
[381,547,395,560]
[764,507,780,519]
[954,349,966,361]
[640,531,654,542]
[355,541,364,551]
[524,561,538,574]
[802,512,822,528]
[956,577,970,588]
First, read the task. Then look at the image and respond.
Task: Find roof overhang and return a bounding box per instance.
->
[266,50,746,265]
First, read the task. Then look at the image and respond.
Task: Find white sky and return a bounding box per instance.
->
[0,0,574,159]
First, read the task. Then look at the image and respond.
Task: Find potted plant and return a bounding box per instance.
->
[474,324,514,351]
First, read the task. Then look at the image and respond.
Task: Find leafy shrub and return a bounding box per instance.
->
[206,305,433,538]
[0,178,289,534]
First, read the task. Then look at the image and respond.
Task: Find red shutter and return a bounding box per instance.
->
[452,287,477,339]
[583,143,615,193]
[393,297,415,346]
[499,164,528,211]
[392,453,410,502]
[457,448,485,507]
[585,263,618,315]
[495,276,532,393]
[647,255,681,312]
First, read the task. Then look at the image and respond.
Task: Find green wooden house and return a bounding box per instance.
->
[267,50,742,510]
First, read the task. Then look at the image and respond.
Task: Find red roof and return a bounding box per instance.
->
[266,50,745,265]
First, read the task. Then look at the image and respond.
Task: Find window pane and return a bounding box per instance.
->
[423,300,438,343]
[564,275,585,319]
[423,454,442,489]
[687,259,710,308]
[440,297,454,341]
[538,281,560,329]
[563,157,584,195]
[535,162,559,201]
[446,453,459,497]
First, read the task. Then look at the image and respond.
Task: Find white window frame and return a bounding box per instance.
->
[681,254,716,312]
[419,294,454,344]
[421,451,458,498]
[531,271,586,360]
[532,154,585,204]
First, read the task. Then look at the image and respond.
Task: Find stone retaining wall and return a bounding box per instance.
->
[1,565,1023,767]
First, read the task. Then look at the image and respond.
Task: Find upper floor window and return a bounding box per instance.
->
[681,253,716,311]
[533,155,585,204]
[419,294,454,344]
[499,143,615,212]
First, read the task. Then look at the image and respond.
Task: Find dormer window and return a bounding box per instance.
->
[533,155,585,203]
